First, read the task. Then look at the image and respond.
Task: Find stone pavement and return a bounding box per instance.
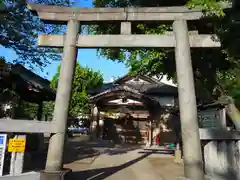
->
[62,138,184,180]
[66,148,162,180]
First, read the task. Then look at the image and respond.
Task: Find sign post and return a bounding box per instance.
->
[0,134,7,176]
[9,135,26,175]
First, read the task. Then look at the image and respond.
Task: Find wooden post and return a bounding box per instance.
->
[45,19,80,172]
[13,135,26,175]
[173,19,204,180]
[217,108,232,178]
[37,101,43,121]
[91,105,100,139]
[9,135,26,176]
[37,101,44,152]
[204,141,219,176]
[218,141,228,175]
[89,106,94,134]
[174,114,183,164]
[9,150,16,176]
[227,141,237,179]
[99,118,104,140]
[149,120,153,146]
[219,108,226,129]
[9,98,26,176]
[236,141,240,180]
[121,22,131,35]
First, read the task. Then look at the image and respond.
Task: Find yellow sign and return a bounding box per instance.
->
[8,139,26,153]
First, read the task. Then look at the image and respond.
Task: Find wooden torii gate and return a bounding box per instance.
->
[28,4,229,180]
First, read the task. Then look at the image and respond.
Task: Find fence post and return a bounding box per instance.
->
[9,135,26,175]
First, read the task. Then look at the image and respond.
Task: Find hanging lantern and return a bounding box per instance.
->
[99,119,104,126]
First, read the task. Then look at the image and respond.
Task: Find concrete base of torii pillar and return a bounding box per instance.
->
[39,169,71,180]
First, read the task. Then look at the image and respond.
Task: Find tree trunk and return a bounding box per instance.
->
[225,102,240,130]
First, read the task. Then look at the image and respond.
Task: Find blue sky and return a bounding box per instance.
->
[0,0,128,82]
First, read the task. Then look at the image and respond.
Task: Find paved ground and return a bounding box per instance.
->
[65,148,160,180]
[148,157,184,180]
[22,136,183,180]
[63,137,184,180]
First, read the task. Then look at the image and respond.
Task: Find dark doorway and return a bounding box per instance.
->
[102,118,115,141]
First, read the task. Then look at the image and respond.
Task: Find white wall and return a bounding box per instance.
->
[153,75,177,87]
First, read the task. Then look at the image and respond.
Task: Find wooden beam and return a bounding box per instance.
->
[38,34,221,48]
[0,119,58,133]
[28,3,231,14]
[199,128,240,140]
[28,3,232,22]
[36,11,203,22]
[166,30,198,35]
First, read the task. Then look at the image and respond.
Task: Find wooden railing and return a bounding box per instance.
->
[0,119,58,133]
[0,118,57,177]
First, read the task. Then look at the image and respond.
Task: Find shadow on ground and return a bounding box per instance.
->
[63,139,141,164]
[22,136,180,180]
[66,152,152,180]
[65,145,178,180]
[24,137,143,171]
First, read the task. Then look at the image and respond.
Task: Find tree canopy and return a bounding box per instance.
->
[50,63,103,117]
[0,0,71,70]
[91,0,240,127]
[91,0,239,98]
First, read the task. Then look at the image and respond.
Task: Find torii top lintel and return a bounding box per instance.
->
[27,3,231,23]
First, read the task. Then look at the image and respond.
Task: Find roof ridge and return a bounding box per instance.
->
[114,74,161,85]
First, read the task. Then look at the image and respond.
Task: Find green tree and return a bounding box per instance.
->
[0,0,3,8]
[50,63,103,117]
[0,0,72,70]
[91,0,240,128]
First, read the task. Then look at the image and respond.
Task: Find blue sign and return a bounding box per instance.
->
[0,134,7,176]
[0,136,4,146]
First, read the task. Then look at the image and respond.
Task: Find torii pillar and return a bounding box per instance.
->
[173,19,204,180]
[45,19,79,172]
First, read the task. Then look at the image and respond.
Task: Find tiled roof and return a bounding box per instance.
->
[89,74,178,98]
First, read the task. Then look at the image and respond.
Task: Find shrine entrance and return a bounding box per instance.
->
[27,3,231,180]
[89,83,161,145]
[88,74,179,146]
